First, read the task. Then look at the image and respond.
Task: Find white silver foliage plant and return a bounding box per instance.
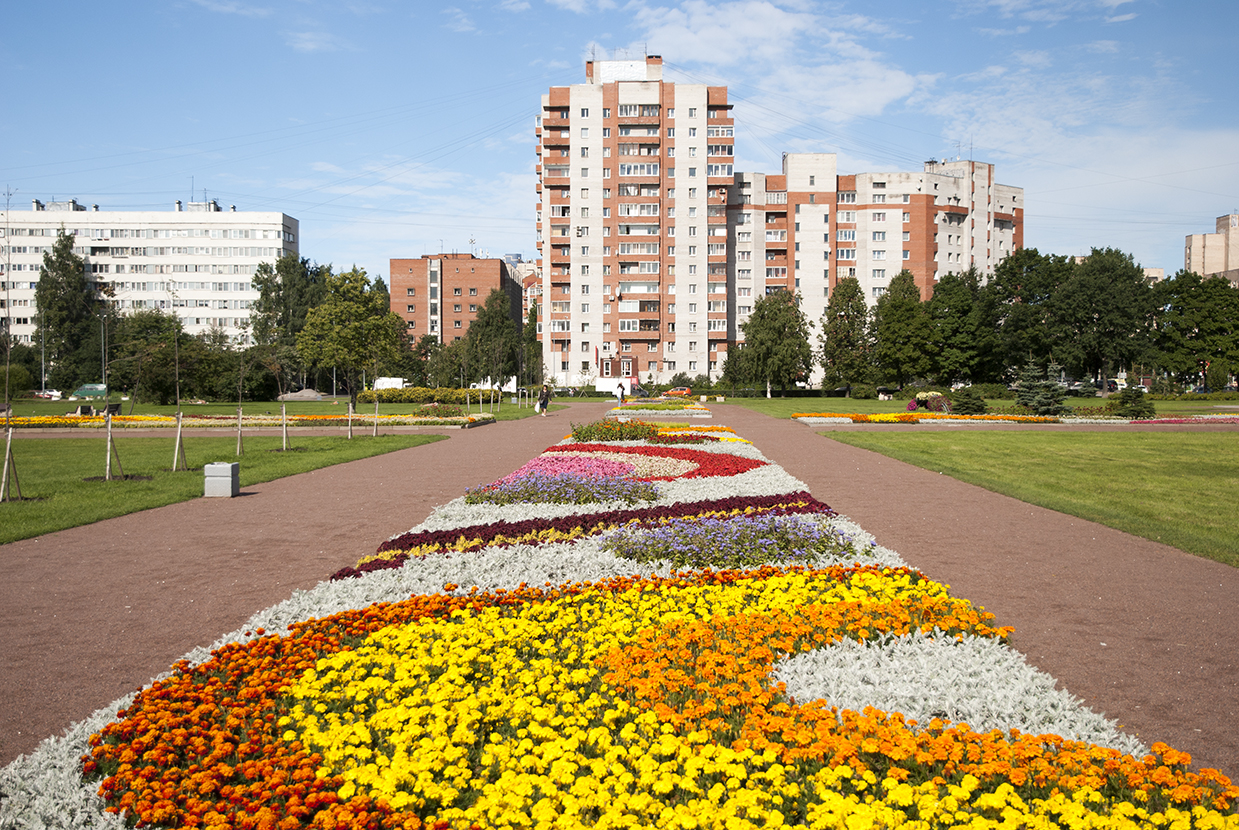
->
[774,630,1147,758]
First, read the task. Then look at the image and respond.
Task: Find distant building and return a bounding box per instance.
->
[1185,214,1239,286]
[0,199,298,344]
[535,58,1024,385]
[389,253,522,343]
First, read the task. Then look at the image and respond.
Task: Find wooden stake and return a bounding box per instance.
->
[372,395,378,437]
[236,406,244,456]
[172,411,188,471]
[105,413,124,481]
[347,401,353,440]
[1,426,21,501]
[281,403,289,451]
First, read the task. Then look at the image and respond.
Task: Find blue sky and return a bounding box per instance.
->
[3,0,1236,282]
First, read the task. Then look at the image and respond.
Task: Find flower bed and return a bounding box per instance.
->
[795,412,1060,424]
[3,422,1236,829]
[7,411,492,429]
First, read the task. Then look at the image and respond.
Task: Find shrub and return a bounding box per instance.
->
[1015,363,1069,416]
[850,383,877,399]
[570,420,658,442]
[968,382,1014,400]
[950,386,988,415]
[356,386,502,406]
[1106,387,1157,419]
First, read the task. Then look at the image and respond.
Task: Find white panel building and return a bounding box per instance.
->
[1,199,298,345]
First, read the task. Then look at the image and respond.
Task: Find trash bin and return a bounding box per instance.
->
[204,462,240,497]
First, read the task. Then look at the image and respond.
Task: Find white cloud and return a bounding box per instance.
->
[1014,50,1053,68]
[632,0,817,66]
[1086,39,1120,53]
[442,7,476,32]
[978,25,1032,35]
[285,31,353,52]
[189,0,272,17]
[1105,12,1137,22]
[545,0,616,12]
[497,0,530,10]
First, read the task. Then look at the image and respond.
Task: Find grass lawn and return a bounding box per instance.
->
[0,433,446,545]
[715,396,1239,420]
[821,430,1239,568]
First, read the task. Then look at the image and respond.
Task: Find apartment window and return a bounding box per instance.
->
[903,231,911,241]
[872,231,886,241]
[837,229,855,242]
[838,191,856,203]
[872,212,886,221]
[872,194,886,203]
[809,175,815,186]
[454,319,462,328]
[903,250,911,260]
[602,108,610,118]
[872,250,886,260]
[469,288,477,295]
[581,147,589,157]
[406,287,415,295]
[903,212,911,222]
[667,128,675,137]
[688,108,697,117]
[453,287,462,295]
[688,167,697,178]
[406,304,415,312]
[580,108,589,117]
[872,269,886,279]
[453,303,462,312]
[873,287,887,297]
[581,342,590,352]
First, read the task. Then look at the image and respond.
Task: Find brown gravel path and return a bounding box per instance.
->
[2,402,1236,784]
[717,405,1239,778]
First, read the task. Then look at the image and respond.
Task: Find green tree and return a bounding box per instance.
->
[737,289,812,396]
[296,267,407,404]
[250,254,329,395]
[988,247,1074,374]
[428,338,469,388]
[521,304,543,387]
[467,288,520,387]
[1153,270,1239,384]
[1015,361,1068,416]
[108,309,185,405]
[1052,248,1155,387]
[927,267,1001,384]
[871,270,933,386]
[250,253,329,347]
[818,276,872,389]
[34,230,111,391]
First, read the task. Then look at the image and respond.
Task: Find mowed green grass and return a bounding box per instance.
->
[822,431,1239,568]
[717,396,1239,420]
[0,433,446,544]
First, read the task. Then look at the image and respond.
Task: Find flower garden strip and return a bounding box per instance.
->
[7,412,492,429]
[338,492,837,580]
[4,420,1237,828]
[80,567,1238,829]
[794,413,1061,425]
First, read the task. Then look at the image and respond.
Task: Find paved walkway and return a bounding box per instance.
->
[1,402,1235,781]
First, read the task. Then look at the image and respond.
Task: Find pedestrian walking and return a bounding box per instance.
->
[537,384,551,416]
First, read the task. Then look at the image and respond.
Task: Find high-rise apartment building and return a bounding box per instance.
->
[389,253,522,342]
[536,55,734,387]
[0,199,298,345]
[536,59,1023,386]
[1185,214,1239,286]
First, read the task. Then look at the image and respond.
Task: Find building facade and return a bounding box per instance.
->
[0,199,298,345]
[535,60,1024,386]
[1185,214,1239,286]
[536,55,735,387]
[389,253,522,342]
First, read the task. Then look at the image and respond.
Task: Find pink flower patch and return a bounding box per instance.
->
[495,455,635,486]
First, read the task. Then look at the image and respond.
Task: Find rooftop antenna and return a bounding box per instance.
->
[190,176,194,204]
[469,235,477,256]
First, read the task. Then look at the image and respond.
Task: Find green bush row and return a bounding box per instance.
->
[356,386,507,405]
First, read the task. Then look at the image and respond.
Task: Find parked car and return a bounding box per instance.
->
[35,389,62,400]
[1191,385,1212,394]
[665,386,692,397]
[629,385,650,398]
[553,387,575,397]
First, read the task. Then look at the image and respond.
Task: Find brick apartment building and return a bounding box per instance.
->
[389,253,521,342]
[535,56,1024,386]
